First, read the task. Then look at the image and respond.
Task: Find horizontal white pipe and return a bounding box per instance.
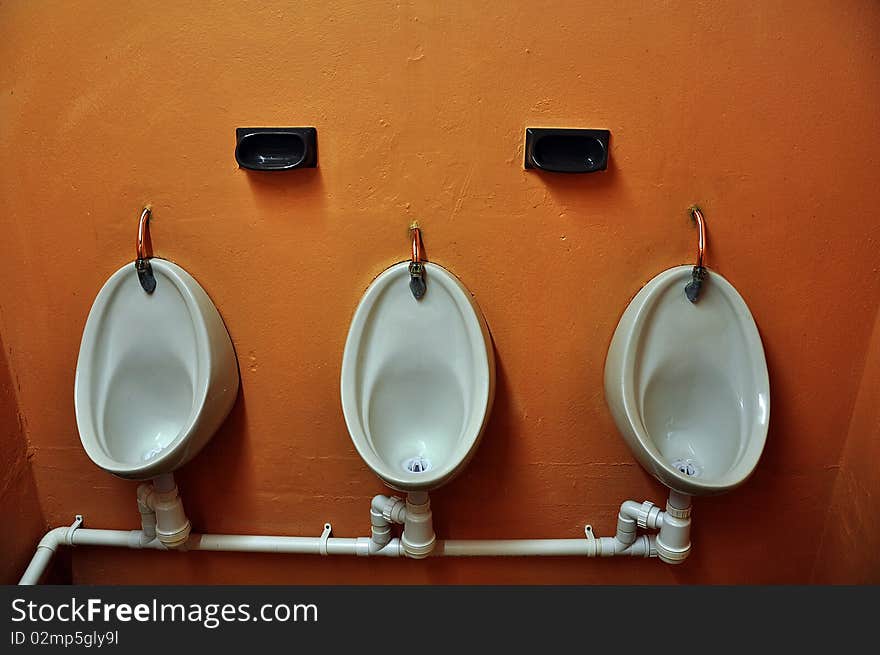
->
[20,495,678,583]
[20,529,659,583]
[434,539,591,557]
[71,529,162,549]
[436,536,654,558]
[188,534,362,555]
[71,529,369,556]
[74,531,623,558]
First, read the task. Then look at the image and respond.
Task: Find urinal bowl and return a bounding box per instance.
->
[341,262,495,492]
[604,266,770,496]
[75,259,239,480]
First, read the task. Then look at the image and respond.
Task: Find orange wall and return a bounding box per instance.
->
[0,335,46,584]
[814,308,880,583]
[1,0,879,583]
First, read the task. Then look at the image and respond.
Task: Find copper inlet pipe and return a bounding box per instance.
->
[408,222,427,300]
[136,207,152,261]
[410,224,423,264]
[135,206,157,294]
[690,206,705,269]
[684,206,708,303]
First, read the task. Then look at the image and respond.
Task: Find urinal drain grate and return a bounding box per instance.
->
[403,456,432,473]
[671,458,702,477]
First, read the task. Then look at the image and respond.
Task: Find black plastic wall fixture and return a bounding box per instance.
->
[524,128,610,173]
[235,127,318,170]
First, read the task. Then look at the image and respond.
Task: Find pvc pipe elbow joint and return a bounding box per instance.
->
[620,500,663,530]
[369,495,407,552]
[371,495,406,524]
[34,526,71,555]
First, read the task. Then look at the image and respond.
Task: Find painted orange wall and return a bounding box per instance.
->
[1,0,878,583]
[0,336,46,584]
[814,308,880,583]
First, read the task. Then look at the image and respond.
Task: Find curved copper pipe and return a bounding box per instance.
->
[690,206,705,268]
[136,207,152,260]
[411,225,423,264]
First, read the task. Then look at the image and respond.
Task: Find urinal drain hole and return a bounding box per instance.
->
[403,456,432,473]
[671,458,701,477]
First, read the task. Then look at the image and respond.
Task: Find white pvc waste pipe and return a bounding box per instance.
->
[18,529,375,584]
[188,534,358,554]
[70,530,369,556]
[19,529,657,584]
[437,537,654,557]
[19,492,685,584]
[19,548,56,585]
[436,539,591,557]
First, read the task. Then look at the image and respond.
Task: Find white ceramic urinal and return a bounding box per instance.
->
[75,253,239,480]
[604,214,769,496]
[341,260,495,492]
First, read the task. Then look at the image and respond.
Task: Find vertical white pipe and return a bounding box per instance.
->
[656,491,692,564]
[401,492,435,558]
[18,526,71,585]
[18,547,55,585]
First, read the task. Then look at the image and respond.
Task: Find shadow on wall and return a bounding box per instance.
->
[432,353,518,534]
[1,464,50,583]
[175,384,251,534]
[0,337,47,584]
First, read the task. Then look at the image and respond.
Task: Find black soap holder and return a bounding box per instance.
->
[524,128,609,173]
[235,127,317,170]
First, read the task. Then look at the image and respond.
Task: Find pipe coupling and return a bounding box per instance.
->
[382,496,406,524]
[665,503,692,520]
[636,501,663,529]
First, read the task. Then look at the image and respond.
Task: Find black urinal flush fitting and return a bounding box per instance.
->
[685,206,708,303]
[524,128,610,173]
[135,206,156,294]
[409,223,427,301]
[235,127,318,170]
